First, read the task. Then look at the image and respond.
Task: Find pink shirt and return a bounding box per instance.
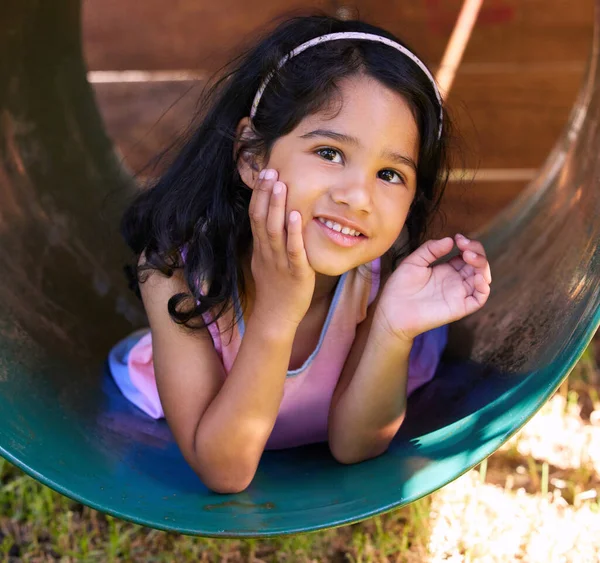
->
[108,257,448,450]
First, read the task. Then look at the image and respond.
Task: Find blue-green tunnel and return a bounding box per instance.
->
[0,0,599,537]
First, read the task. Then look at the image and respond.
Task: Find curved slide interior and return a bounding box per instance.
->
[0,1,599,537]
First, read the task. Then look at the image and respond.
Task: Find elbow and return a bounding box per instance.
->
[329,447,360,465]
[329,440,390,465]
[329,419,404,465]
[191,455,257,494]
[190,430,262,494]
[199,470,255,495]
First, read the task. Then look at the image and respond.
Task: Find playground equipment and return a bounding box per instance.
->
[0,0,599,537]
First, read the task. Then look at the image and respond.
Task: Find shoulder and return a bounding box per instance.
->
[137,247,208,302]
[136,250,224,388]
[137,250,186,300]
[136,249,210,339]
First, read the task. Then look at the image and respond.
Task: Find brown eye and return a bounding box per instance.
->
[379,169,405,185]
[316,148,343,163]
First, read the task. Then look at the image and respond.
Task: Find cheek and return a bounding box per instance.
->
[266,154,311,203]
[267,147,328,210]
[282,174,323,216]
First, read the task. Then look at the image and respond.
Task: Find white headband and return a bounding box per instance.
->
[250,32,444,139]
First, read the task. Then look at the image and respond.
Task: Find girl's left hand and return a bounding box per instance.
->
[374,234,492,341]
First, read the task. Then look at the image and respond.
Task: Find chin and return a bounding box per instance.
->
[311,263,351,277]
[303,224,376,275]
[306,251,365,277]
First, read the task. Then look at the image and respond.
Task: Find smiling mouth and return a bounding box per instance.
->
[313,218,367,248]
[316,217,366,238]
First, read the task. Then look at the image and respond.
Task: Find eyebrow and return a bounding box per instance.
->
[299,128,417,173]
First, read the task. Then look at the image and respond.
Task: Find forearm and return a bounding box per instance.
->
[329,319,413,464]
[194,313,296,480]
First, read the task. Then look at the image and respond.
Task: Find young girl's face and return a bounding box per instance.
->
[242,73,420,277]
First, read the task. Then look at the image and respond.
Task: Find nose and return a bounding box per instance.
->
[329,171,373,213]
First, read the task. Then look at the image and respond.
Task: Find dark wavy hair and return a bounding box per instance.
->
[121,13,454,331]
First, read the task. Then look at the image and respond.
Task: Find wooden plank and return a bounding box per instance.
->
[82,0,593,71]
[94,81,199,175]
[83,0,330,71]
[447,66,586,168]
[360,0,593,64]
[432,180,527,236]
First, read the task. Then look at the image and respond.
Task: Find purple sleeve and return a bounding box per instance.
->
[406,324,448,397]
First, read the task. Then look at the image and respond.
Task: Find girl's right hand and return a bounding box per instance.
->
[248,168,316,329]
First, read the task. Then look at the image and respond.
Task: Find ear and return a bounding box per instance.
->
[234,117,263,189]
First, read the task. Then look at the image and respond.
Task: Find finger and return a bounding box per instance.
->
[249,169,278,246]
[405,237,454,268]
[484,261,492,285]
[286,211,310,275]
[465,273,491,314]
[265,181,286,252]
[455,234,487,258]
[462,249,492,284]
[247,168,264,217]
[462,249,486,267]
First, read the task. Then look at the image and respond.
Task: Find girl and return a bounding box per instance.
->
[108,14,491,494]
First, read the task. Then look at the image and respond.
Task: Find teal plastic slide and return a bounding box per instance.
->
[0,1,599,537]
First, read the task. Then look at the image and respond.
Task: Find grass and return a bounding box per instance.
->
[0,336,599,561]
[0,455,433,562]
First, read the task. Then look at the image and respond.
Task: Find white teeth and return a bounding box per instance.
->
[318,217,362,237]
